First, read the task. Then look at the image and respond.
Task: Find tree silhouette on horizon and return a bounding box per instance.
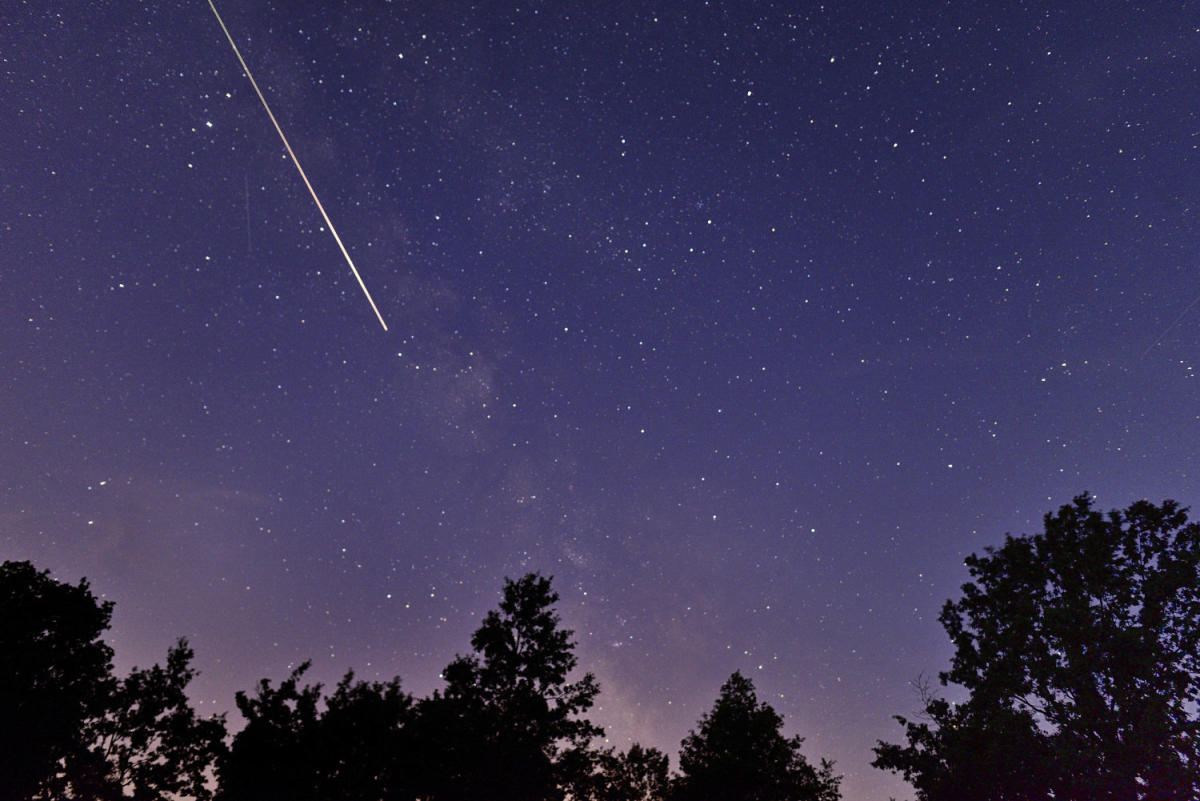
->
[216,663,416,801]
[416,572,603,801]
[671,671,841,801]
[0,560,226,801]
[874,494,1200,799]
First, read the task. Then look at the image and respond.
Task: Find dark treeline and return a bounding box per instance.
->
[3,494,1199,800]
[0,569,837,801]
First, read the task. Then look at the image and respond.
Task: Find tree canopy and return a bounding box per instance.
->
[0,560,115,800]
[416,572,603,801]
[216,663,415,801]
[0,560,226,801]
[672,671,841,801]
[873,494,1200,800]
[217,572,611,801]
[597,744,671,801]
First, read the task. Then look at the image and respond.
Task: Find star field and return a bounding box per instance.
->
[2,3,1199,798]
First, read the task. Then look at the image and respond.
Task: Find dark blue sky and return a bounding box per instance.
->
[2,2,1198,798]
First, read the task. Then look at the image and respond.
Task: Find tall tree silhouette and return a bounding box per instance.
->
[874,495,1200,799]
[0,561,115,800]
[0,560,226,801]
[672,672,841,801]
[416,573,602,801]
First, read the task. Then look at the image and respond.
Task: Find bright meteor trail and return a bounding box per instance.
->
[206,0,389,331]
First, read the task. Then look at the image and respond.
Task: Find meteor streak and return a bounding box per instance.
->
[207,0,388,331]
[1141,289,1200,359]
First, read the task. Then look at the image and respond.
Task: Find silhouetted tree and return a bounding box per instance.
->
[73,639,229,800]
[605,744,671,801]
[873,495,1200,799]
[671,672,841,801]
[872,676,1056,801]
[0,560,226,801]
[0,560,115,800]
[416,573,602,801]
[316,671,419,799]
[215,663,322,801]
[562,743,670,801]
[217,662,415,801]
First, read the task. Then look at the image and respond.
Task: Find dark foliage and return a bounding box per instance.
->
[77,639,229,800]
[0,560,226,801]
[416,573,603,801]
[217,663,415,801]
[602,744,671,801]
[561,743,671,801]
[872,680,1057,801]
[317,671,419,799]
[672,671,841,801]
[873,495,1200,800]
[0,561,115,801]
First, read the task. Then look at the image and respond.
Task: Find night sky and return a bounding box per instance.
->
[3,2,1199,798]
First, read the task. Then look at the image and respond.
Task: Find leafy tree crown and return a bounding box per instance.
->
[874,494,1200,800]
